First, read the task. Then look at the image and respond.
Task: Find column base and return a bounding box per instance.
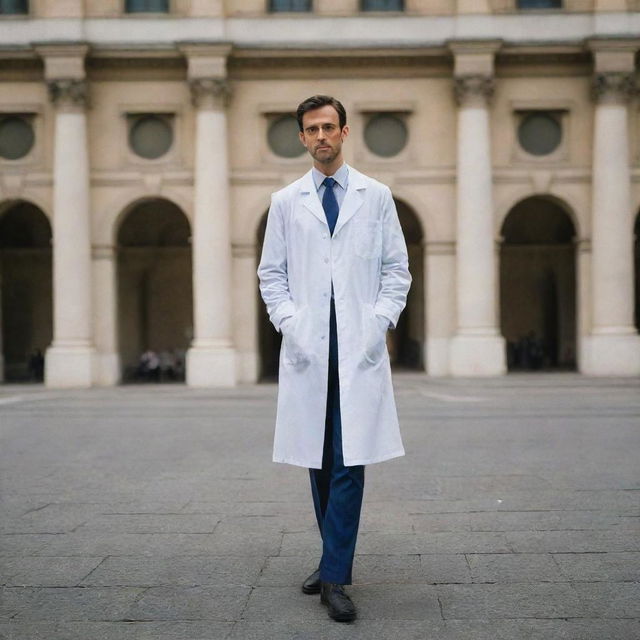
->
[449,333,506,377]
[186,343,237,387]
[235,350,259,383]
[426,338,450,377]
[94,352,121,386]
[581,331,640,376]
[45,343,95,388]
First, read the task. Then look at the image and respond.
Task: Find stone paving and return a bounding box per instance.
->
[0,374,639,640]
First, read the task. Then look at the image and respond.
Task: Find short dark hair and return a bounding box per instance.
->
[296,95,347,132]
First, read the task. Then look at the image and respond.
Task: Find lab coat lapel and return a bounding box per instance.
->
[334,167,366,237]
[299,170,327,227]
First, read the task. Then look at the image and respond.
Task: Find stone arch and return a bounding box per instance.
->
[108,191,193,247]
[116,198,193,382]
[256,209,279,380]
[496,190,582,243]
[0,199,52,382]
[500,195,577,371]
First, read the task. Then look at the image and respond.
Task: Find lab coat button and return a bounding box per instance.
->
[324,257,329,264]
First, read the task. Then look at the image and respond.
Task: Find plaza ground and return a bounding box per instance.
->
[1,374,639,639]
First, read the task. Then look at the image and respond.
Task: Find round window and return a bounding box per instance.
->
[129,114,173,160]
[268,115,304,159]
[0,116,35,160]
[517,112,562,156]
[364,114,407,158]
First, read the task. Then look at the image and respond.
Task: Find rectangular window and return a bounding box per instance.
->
[516,0,562,8]
[0,0,28,14]
[269,0,312,11]
[361,0,404,10]
[125,0,169,12]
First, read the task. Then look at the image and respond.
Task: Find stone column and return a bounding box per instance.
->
[583,44,640,375]
[181,45,236,387]
[40,45,95,387]
[92,245,120,385]
[449,43,506,376]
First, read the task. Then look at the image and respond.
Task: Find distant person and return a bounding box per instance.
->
[28,349,44,382]
[138,350,160,382]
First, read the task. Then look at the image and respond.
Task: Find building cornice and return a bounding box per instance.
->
[0,14,638,53]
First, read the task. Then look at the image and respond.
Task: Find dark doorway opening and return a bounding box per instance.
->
[500,197,577,371]
[117,199,192,383]
[0,201,52,382]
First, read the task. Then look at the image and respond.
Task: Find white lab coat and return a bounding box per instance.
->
[258,165,411,468]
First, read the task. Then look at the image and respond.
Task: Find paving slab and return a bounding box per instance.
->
[465,552,563,583]
[78,555,266,587]
[552,551,640,582]
[436,582,588,619]
[1,374,639,639]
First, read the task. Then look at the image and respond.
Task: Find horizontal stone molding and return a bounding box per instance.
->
[1,14,637,50]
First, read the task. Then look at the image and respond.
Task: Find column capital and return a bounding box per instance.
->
[591,72,636,105]
[47,79,89,111]
[189,77,231,110]
[454,74,494,107]
[37,43,89,111]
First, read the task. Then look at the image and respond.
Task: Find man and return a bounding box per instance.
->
[258,95,411,622]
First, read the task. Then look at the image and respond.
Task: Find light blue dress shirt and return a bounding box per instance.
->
[312,163,349,210]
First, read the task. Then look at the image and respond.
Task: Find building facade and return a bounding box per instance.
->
[0,0,639,387]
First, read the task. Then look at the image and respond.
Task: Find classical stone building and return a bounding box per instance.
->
[0,0,639,387]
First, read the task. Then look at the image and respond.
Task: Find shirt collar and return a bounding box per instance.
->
[312,163,349,192]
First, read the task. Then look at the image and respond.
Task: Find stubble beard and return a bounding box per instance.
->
[311,143,340,166]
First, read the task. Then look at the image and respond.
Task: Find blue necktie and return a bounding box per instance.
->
[322,177,339,236]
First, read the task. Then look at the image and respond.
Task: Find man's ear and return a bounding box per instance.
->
[299,131,307,148]
[341,125,350,141]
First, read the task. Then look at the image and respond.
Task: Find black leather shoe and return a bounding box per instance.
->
[301,568,321,594]
[320,581,357,622]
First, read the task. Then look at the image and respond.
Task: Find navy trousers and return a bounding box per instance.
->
[309,299,365,585]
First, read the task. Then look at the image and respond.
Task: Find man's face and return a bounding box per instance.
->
[298,105,349,167]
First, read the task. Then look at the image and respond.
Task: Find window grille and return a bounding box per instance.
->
[361,0,404,11]
[269,0,312,12]
[125,0,169,13]
[0,0,28,15]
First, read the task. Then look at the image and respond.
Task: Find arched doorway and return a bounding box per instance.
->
[256,211,281,381]
[394,199,424,370]
[256,198,425,380]
[634,212,639,332]
[500,196,576,371]
[0,201,52,382]
[117,198,192,382]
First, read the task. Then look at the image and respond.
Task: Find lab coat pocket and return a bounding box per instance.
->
[355,220,382,259]
[283,306,311,367]
[361,304,386,366]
